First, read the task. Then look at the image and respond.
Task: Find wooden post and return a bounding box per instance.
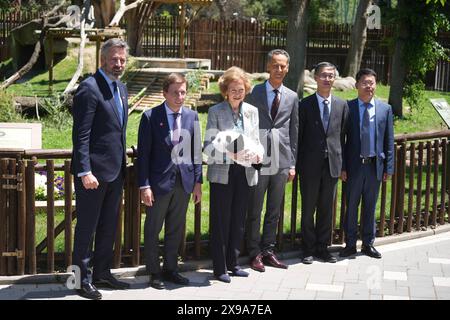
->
[96,38,101,70]
[26,159,36,274]
[194,198,201,259]
[439,139,447,225]
[179,3,186,58]
[407,143,416,232]
[46,160,55,273]
[415,142,424,230]
[7,159,17,275]
[64,161,73,268]
[0,159,8,275]
[17,160,26,275]
[290,174,298,244]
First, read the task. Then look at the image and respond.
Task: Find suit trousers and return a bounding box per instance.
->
[144,173,190,275]
[300,158,337,254]
[72,172,124,284]
[246,168,289,258]
[344,162,381,247]
[210,164,250,276]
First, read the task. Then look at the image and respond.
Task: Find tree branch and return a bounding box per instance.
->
[109,0,151,27]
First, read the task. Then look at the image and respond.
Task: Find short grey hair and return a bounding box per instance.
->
[267,49,290,64]
[100,38,129,58]
[313,62,337,76]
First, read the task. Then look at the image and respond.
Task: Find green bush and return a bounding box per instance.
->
[0,89,21,122]
[186,69,205,93]
[39,93,72,131]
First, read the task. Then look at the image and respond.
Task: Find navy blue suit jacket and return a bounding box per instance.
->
[137,103,203,196]
[343,98,394,181]
[71,70,128,182]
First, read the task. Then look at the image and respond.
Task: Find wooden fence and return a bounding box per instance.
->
[1,130,450,276]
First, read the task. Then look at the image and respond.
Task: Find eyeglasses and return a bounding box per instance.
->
[359,81,376,87]
[318,73,335,80]
[229,88,245,95]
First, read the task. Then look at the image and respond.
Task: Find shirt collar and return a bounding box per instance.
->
[266,80,283,94]
[358,98,375,108]
[164,102,182,116]
[316,92,331,105]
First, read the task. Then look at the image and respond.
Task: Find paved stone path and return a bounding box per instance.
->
[1,231,450,300]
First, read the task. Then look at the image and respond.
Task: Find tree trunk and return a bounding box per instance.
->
[215,0,228,19]
[343,0,371,78]
[284,0,310,99]
[388,0,408,117]
[92,0,116,28]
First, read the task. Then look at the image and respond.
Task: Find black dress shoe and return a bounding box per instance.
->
[93,275,130,290]
[361,245,382,259]
[150,273,165,290]
[339,245,357,257]
[163,271,189,285]
[315,249,337,263]
[76,282,102,300]
[231,267,249,277]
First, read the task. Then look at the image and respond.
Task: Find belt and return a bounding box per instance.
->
[361,157,376,164]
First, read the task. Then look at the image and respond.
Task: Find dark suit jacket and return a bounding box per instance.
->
[297,93,349,178]
[137,103,203,196]
[343,98,394,181]
[246,82,299,170]
[71,70,128,182]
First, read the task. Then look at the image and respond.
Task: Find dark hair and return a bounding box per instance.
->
[313,62,337,76]
[162,73,188,92]
[267,49,290,64]
[355,68,377,82]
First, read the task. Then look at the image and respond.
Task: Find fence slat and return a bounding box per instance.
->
[431,139,440,227]
[440,139,447,225]
[396,143,406,234]
[424,141,432,228]
[64,160,72,268]
[46,160,55,273]
[407,143,416,232]
[415,142,424,230]
[26,159,36,274]
[17,160,26,275]
[290,175,298,243]
[0,160,8,275]
[7,159,17,275]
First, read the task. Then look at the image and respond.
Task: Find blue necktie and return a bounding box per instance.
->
[112,81,124,126]
[322,99,329,132]
[361,103,371,157]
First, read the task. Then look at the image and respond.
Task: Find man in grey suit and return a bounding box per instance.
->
[340,68,394,259]
[297,62,349,264]
[246,49,299,272]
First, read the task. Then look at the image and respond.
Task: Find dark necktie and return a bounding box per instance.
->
[171,113,180,146]
[112,81,123,126]
[271,89,280,121]
[361,103,371,157]
[322,99,330,132]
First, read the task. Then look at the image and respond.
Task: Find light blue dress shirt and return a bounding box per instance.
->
[358,98,376,157]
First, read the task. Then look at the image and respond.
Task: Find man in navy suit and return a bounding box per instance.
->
[71,38,130,300]
[138,73,202,290]
[340,68,394,259]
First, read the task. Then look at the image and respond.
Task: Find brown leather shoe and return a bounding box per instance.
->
[263,252,288,269]
[250,254,265,272]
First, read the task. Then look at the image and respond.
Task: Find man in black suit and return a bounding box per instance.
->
[71,38,130,300]
[297,62,349,264]
[138,73,202,290]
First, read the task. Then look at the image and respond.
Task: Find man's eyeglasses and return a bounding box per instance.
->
[318,73,335,80]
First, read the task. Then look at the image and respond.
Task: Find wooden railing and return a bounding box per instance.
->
[1,130,450,276]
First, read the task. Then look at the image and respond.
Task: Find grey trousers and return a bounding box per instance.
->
[246,169,289,258]
[144,175,190,275]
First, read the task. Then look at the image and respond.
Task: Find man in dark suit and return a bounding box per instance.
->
[138,73,202,290]
[245,49,298,272]
[340,68,394,259]
[71,38,130,300]
[297,62,349,264]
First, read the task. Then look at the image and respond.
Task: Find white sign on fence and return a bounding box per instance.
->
[430,98,450,129]
[0,122,42,149]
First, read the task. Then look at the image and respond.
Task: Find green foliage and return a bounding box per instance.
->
[388,0,449,112]
[0,89,22,122]
[186,69,205,93]
[39,93,72,131]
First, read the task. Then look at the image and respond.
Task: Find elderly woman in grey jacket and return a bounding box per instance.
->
[204,66,264,283]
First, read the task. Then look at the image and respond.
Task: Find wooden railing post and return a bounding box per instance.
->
[64,160,73,268]
[46,160,55,273]
[26,159,36,274]
[0,159,8,275]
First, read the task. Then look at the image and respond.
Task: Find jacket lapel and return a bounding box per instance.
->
[94,71,123,128]
[312,94,326,136]
[258,83,272,124]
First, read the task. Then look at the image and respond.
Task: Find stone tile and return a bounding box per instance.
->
[260,291,290,300]
[409,286,436,298]
[433,277,450,287]
[316,291,343,300]
[288,289,317,300]
[305,283,344,293]
[383,295,410,300]
[384,271,408,281]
